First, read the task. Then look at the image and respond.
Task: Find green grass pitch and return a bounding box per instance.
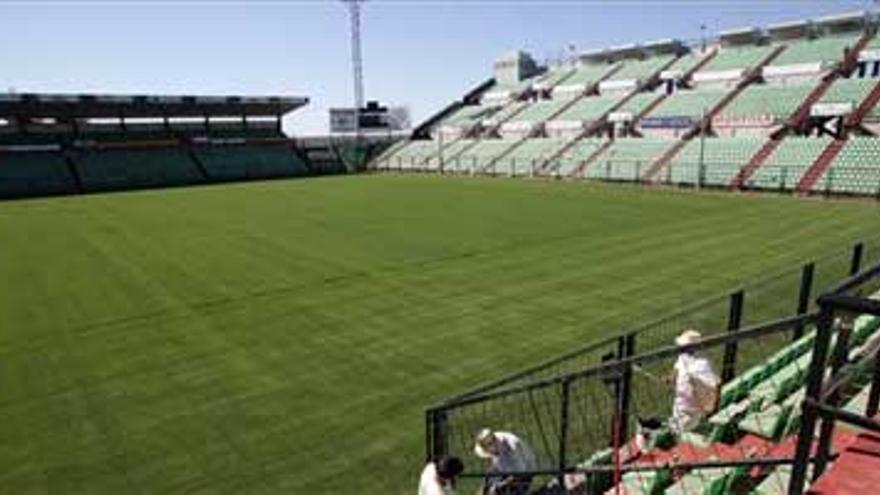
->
[0,174,878,493]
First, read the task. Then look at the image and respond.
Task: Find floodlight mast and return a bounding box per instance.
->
[343,0,365,138]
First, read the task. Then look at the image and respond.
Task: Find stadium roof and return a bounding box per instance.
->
[0,93,309,119]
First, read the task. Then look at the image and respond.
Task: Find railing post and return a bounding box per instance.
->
[425,410,434,463]
[814,320,853,480]
[429,408,448,462]
[868,350,880,418]
[614,333,636,438]
[789,304,835,495]
[559,378,571,487]
[850,242,865,276]
[793,263,815,341]
[722,290,744,383]
[618,333,636,441]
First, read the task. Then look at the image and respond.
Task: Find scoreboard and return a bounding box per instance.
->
[330,101,410,134]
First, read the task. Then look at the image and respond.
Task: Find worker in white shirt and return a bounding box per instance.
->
[474,429,537,495]
[418,456,464,495]
[669,329,721,433]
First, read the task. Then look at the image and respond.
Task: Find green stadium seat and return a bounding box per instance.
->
[591,139,677,180]
[611,55,676,81]
[0,151,77,198]
[563,63,617,86]
[738,388,806,441]
[663,51,709,75]
[508,98,574,124]
[457,138,521,171]
[191,145,307,182]
[76,147,205,192]
[647,89,727,119]
[770,34,860,67]
[383,140,442,169]
[617,92,664,117]
[745,137,832,190]
[553,94,622,122]
[719,83,814,121]
[664,467,731,495]
[814,137,880,195]
[438,104,498,129]
[496,137,568,176]
[552,138,608,176]
[667,137,766,186]
[700,45,773,73]
[820,78,877,108]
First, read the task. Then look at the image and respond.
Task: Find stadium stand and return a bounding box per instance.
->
[667,137,766,186]
[74,147,204,192]
[192,143,310,182]
[553,138,610,176]
[426,240,880,495]
[0,93,395,199]
[610,55,677,81]
[746,136,833,190]
[812,137,880,195]
[698,44,773,73]
[768,33,860,67]
[591,138,677,181]
[377,11,880,198]
[717,83,815,121]
[0,151,78,198]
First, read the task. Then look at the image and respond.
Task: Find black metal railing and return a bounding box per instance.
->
[425,241,880,495]
[789,258,880,494]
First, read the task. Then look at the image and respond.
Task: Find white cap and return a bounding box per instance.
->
[675,329,702,347]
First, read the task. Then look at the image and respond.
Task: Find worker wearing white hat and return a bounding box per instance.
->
[474,429,536,495]
[670,329,720,433]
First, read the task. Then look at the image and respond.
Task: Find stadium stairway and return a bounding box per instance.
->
[589,311,880,495]
[642,45,788,182]
[730,138,784,189]
[476,63,627,173]
[679,48,720,88]
[62,153,85,194]
[623,93,670,139]
[797,140,847,193]
[789,30,876,130]
[846,79,880,130]
[537,55,685,174]
[568,140,614,177]
[186,149,211,181]
[807,433,880,495]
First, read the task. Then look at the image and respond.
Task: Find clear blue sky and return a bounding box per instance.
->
[0,0,873,135]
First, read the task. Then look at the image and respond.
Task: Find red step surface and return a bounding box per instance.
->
[796,140,846,192]
[730,138,783,189]
[808,433,880,495]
